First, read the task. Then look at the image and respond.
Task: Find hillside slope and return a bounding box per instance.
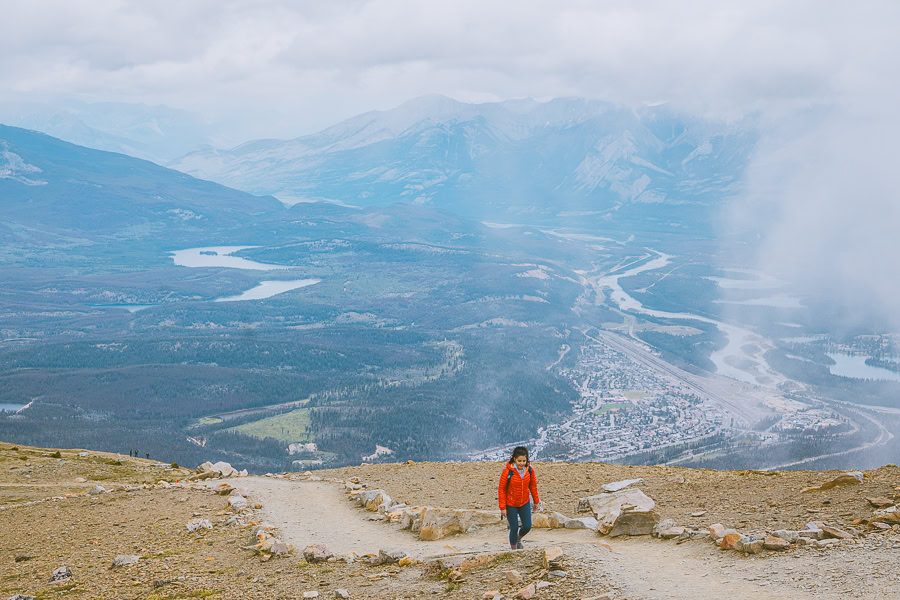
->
[2,441,899,599]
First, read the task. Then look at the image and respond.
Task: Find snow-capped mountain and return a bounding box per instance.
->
[170,95,756,221]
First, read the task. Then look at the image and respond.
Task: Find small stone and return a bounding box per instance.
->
[820,526,854,540]
[867,497,894,508]
[565,516,599,529]
[50,566,72,582]
[515,583,535,599]
[659,526,686,539]
[377,548,408,565]
[74,477,86,483]
[548,570,568,578]
[334,590,350,599]
[14,555,37,563]
[303,544,334,563]
[303,592,319,599]
[734,536,764,554]
[535,581,551,590]
[871,522,891,531]
[7,595,37,600]
[763,536,791,551]
[690,511,707,517]
[542,547,563,569]
[720,533,742,550]
[773,530,800,543]
[652,519,676,537]
[481,592,501,600]
[186,519,212,532]
[112,555,140,567]
[708,523,726,539]
[505,569,523,584]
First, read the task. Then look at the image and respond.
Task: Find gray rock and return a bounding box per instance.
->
[581,488,659,537]
[773,530,800,543]
[652,519,676,537]
[112,555,140,567]
[564,516,598,529]
[50,566,72,582]
[377,548,409,564]
[186,519,213,532]
[334,590,350,599]
[601,478,643,492]
[817,539,841,547]
[548,570,568,578]
[608,511,660,537]
[8,595,37,600]
[535,581,551,590]
[92,485,106,494]
[734,536,764,554]
[227,495,249,510]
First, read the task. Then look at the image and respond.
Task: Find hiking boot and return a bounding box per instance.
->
[516,540,524,549]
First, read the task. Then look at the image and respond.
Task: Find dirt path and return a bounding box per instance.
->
[228,477,596,556]
[230,477,896,599]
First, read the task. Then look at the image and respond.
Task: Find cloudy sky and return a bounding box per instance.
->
[1,1,895,136]
[3,0,899,327]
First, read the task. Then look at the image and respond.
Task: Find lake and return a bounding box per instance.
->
[215,279,322,302]
[827,353,900,382]
[0,403,26,412]
[171,246,292,270]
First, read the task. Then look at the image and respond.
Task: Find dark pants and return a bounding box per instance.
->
[506,502,532,546]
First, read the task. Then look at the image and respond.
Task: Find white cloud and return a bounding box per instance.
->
[1,1,898,328]
[1,1,895,133]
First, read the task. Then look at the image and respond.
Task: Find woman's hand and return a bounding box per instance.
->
[500,509,506,520]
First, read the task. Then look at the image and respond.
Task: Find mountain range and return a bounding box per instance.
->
[170,95,757,224]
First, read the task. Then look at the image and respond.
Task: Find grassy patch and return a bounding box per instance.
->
[228,408,312,443]
[146,590,220,600]
[190,417,224,428]
[591,402,630,415]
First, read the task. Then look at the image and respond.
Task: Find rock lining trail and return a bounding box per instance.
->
[233,476,897,599]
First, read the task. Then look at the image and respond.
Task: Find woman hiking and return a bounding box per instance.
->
[498,446,541,549]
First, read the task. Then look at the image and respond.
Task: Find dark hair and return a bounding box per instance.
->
[509,446,529,465]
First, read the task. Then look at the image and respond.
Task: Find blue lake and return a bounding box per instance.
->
[0,403,26,412]
[827,353,900,382]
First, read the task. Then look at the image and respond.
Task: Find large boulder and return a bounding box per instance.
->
[419,508,499,540]
[580,488,660,537]
[531,512,551,528]
[197,461,240,478]
[549,512,571,528]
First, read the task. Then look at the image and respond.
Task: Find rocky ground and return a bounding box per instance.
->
[322,461,900,535]
[2,443,899,599]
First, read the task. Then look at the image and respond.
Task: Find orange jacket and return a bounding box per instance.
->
[498,462,540,509]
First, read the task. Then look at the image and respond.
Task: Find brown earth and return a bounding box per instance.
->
[4,443,900,600]
[0,444,602,599]
[321,461,900,534]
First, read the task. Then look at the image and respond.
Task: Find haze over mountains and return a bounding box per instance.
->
[2,95,898,475]
[171,95,756,225]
